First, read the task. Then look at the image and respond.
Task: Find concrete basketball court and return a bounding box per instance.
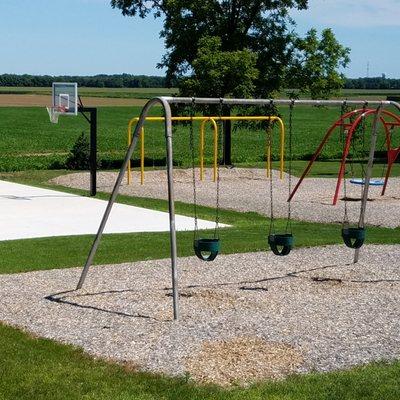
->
[0,180,219,241]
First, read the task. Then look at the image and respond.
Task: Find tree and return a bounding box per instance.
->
[111,1,351,165]
[65,132,91,170]
[111,1,350,98]
[288,28,350,99]
[111,0,308,95]
[179,36,259,98]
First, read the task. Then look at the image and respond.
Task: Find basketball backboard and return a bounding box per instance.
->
[47,82,78,123]
[52,82,78,115]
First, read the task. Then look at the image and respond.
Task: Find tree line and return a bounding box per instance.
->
[2,73,400,91]
[344,77,400,90]
[0,74,166,88]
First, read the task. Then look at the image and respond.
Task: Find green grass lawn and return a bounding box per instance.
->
[0,170,400,399]
[2,321,400,400]
[2,206,399,275]
[0,169,399,275]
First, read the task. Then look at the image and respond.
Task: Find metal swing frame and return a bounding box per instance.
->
[288,106,400,205]
[76,97,400,320]
[126,115,285,185]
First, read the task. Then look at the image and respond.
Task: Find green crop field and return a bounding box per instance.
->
[0,103,398,174]
[0,86,177,99]
[1,86,400,99]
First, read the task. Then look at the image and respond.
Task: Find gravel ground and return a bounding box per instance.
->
[1,245,400,386]
[51,168,400,228]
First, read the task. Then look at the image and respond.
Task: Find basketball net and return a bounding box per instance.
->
[46,105,67,124]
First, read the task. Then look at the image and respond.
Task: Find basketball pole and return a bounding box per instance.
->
[78,98,97,197]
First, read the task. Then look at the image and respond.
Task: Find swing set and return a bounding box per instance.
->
[287,102,400,256]
[288,103,400,205]
[75,97,399,320]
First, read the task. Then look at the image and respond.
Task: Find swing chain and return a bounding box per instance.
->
[265,99,275,235]
[361,101,368,157]
[189,97,199,240]
[359,102,368,198]
[355,102,368,179]
[341,100,349,226]
[268,115,275,235]
[214,98,224,239]
[285,100,294,234]
[349,103,368,201]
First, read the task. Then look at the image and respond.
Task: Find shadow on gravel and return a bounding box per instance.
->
[44,262,400,320]
[45,289,165,321]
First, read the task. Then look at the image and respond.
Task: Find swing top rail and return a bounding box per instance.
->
[160,97,400,109]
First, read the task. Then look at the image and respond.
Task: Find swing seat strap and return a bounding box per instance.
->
[194,239,220,262]
[341,227,365,249]
[268,234,293,256]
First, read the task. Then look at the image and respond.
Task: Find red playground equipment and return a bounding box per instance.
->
[288,107,400,205]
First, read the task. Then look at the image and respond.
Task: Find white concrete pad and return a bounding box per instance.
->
[0,180,222,241]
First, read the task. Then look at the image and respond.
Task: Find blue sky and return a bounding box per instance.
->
[0,0,398,78]
[291,0,400,78]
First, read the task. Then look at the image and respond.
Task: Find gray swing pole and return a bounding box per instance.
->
[353,103,384,264]
[76,97,180,320]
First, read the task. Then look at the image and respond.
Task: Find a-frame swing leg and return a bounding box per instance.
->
[354,104,384,263]
[381,149,400,196]
[76,97,180,320]
[288,123,339,202]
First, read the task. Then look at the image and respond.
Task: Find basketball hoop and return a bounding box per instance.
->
[46,82,78,123]
[46,105,66,124]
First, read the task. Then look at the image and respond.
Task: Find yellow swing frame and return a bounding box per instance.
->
[126,115,285,184]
